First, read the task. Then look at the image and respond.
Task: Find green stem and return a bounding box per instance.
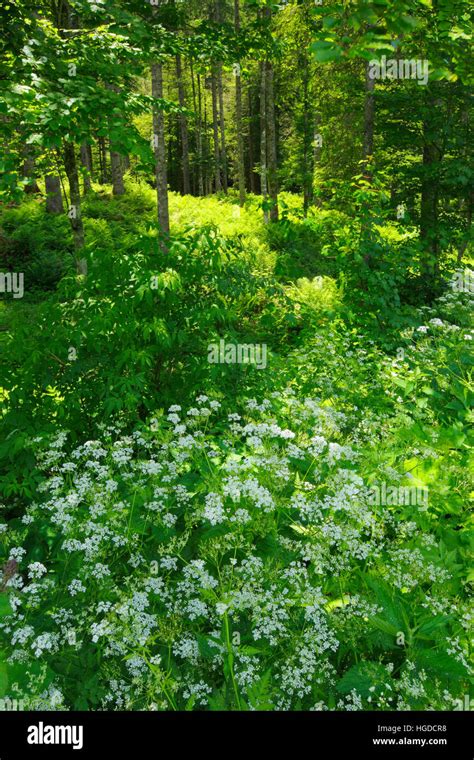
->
[224,611,241,710]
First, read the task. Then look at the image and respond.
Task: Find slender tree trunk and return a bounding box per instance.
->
[45,174,64,213]
[363,62,375,171]
[87,144,93,178]
[234,0,246,206]
[22,147,40,193]
[248,87,256,193]
[80,141,92,194]
[217,64,228,193]
[195,70,204,196]
[313,114,323,208]
[192,63,204,196]
[106,84,125,196]
[151,62,170,235]
[98,136,107,184]
[211,69,221,192]
[259,61,268,222]
[203,92,211,195]
[457,100,472,263]
[214,0,227,193]
[265,60,278,222]
[110,147,125,195]
[302,75,313,217]
[63,142,86,273]
[176,54,191,195]
[420,94,443,281]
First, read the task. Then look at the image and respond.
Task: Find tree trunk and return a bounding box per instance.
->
[80,141,92,194]
[302,76,313,217]
[176,54,191,195]
[211,70,221,193]
[217,64,228,193]
[313,115,323,208]
[195,70,204,196]
[106,84,125,196]
[265,60,278,222]
[22,147,40,193]
[259,61,268,222]
[45,174,64,214]
[420,94,443,282]
[63,142,86,273]
[98,136,108,184]
[214,0,227,193]
[151,62,170,236]
[203,91,211,195]
[110,146,125,195]
[248,87,256,193]
[234,0,246,206]
[363,61,375,170]
[457,101,472,263]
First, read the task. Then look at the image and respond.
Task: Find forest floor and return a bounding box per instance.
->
[0,184,472,711]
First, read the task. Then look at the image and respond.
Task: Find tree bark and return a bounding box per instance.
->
[195,69,204,196]
[259,60,268,222]
[22,147,40,193]
[45,174,64,214]
[110,146,125,195]
[211,69,221,192]
[234,0,246,206]
[176,54,191,195]
[214,0,227,193]
[363,61,375,170]
[248,87,256,193]
[203,89,211,195]
[63,142,86,273]
[217,64,228,193]
[313,115,323,208]
[420,93,443,281]
[265,60,278,222]
[98,135,108,184]
[151,62,170,235]
[302,58,314,216]
[80,141,92,194]
[106,84,125,196]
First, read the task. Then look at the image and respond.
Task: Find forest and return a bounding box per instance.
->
[0,0,472,716]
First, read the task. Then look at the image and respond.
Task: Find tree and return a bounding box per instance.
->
[176,53,191,195]
[152,62,170,235]
[234,0,246,206]
[45,174,64,214]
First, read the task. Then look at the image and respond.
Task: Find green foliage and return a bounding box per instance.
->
[0,201,72,290]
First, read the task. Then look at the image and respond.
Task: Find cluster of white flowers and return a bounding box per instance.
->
[0,388,469,711]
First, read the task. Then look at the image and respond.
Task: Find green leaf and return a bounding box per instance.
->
[0,594,13,618]
[337,662,388,698]
[0,662,8,697]
[310,41,343,63]
[414,649,469,680]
